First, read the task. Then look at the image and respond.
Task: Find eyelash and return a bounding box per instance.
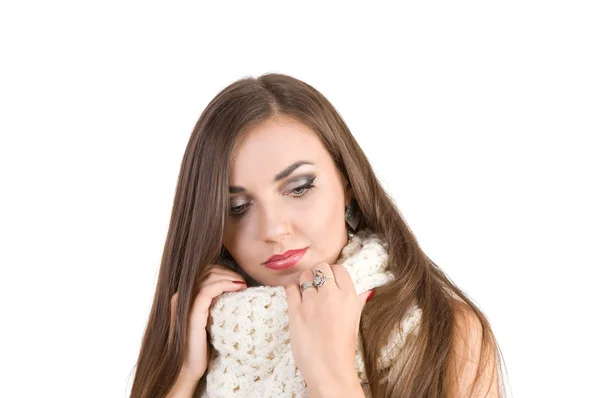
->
[229,182,316,218]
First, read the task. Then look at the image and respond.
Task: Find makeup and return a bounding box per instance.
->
[264,248,308,271]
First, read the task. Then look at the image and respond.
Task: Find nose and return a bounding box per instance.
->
[258,199,292,244]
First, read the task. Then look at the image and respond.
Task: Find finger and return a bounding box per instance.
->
[311,261,337,291]
[196,264,239,282]
[358,289,375,311]
[199,271,246,286]
[207,264,237,274]
[330,264,353,291]
[191,280,248,327]
[208,269,244,278]
[355,289,375,337]
[285,283,301,312]
[195,269,246,293]
[197,279,247,298]
[298,267,318,301]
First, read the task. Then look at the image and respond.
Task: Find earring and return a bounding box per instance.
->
[345,198,361,238]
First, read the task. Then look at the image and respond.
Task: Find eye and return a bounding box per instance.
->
[230,203,248,216]
[288,183,315,198]
[285,176,317,199]
[229,176,317,218]
[289,178,315,199]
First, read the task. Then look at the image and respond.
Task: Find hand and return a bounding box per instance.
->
[285,261,374,391]
[169,264,247,382]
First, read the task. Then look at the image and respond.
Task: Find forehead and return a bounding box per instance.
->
[230,117,331,183]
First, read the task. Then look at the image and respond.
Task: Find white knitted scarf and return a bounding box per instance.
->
[201,229,422,398]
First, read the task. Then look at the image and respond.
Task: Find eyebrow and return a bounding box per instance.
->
[229,160,315,194]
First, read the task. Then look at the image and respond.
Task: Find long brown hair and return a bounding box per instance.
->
[129,72,507,397]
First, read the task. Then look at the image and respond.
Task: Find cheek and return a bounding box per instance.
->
[303,189,345,246]
[222,228,247,259]
[306,200,337,227]
[310,185,343,223]
[230,233,250,256]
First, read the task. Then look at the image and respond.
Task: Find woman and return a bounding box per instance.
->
[130,73,506,397]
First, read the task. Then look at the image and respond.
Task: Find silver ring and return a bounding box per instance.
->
[300,281,316,294]
[313,268,335,288]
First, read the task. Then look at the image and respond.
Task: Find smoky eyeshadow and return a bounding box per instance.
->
[229,174,317,206]
[289,174,317,188]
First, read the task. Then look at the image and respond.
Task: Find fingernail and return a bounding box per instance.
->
[232,281,246,285]
[366,290,375,303]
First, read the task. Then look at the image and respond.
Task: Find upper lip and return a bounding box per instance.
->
[264,248,306,264]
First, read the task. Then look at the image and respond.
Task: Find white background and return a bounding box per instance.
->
[1,1,598,397]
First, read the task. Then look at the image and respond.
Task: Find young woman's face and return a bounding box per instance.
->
[222,116,353,287]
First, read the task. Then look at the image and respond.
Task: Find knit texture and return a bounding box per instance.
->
[201,229,422,397]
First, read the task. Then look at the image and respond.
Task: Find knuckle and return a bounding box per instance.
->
[203,272,217,282]
[300,269,313,278]
[196,288,209,300]
[312,261,329,271]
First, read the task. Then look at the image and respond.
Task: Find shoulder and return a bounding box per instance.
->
[447,300,500,397]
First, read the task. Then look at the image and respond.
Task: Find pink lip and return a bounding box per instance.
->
[264,248,308,271]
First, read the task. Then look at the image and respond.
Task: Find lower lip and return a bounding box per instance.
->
[265,248,308,270]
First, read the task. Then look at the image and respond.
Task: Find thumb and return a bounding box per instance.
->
[358,289,375,311]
